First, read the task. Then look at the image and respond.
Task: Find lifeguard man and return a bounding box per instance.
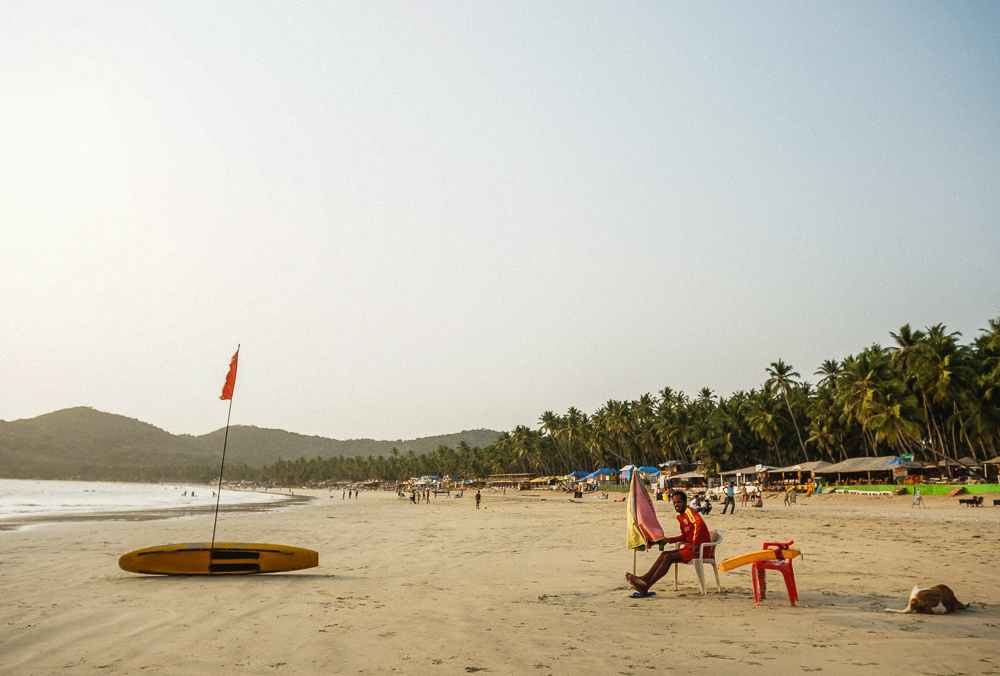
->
[625,491,712,596]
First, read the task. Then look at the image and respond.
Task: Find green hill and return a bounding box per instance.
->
[195,425,501,467]
[0,407,499,480]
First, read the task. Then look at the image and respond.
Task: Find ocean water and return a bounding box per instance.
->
[0,479,290,520]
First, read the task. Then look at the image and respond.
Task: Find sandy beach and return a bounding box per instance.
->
[2,489,999,675]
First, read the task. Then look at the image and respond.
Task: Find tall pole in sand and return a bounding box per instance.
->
[210,396,234,549]
[211,345,240,551]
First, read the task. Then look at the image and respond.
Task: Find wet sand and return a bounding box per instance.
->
[0,490,308,532]
[1,489,998,675]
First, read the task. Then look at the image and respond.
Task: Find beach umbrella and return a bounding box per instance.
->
[625,472,666,574]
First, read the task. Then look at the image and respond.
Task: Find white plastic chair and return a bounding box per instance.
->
[674,529,723,594]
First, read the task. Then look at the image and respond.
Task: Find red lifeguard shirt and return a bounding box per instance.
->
[667,506,712,562]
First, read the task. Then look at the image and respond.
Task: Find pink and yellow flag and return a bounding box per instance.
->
[626,471,665,551]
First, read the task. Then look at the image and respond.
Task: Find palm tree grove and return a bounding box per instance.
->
[235,316,1000,485]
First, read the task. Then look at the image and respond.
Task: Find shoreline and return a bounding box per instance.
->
[0,490,312,533]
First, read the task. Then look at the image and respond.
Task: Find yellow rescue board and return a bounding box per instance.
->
[718,547,800,572]
[118,542,319,575]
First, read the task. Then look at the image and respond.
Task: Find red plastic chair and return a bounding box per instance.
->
[751,540,798,606]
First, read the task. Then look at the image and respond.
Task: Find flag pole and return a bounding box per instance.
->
[211,344,239,551]
[210,396,233,550]
[630,472,636,574]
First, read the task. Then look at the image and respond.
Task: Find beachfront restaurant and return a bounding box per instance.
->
[985,456,1000,481]
[954,457,988,482]
[815,456,925,486]
[657,459,695,477]
[486,473,536,489]
[720,465,780,486]
[528,476,559,489]
[768,461,834,486]
[666,470,706,489]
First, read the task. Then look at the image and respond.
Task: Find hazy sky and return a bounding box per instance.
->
[2,2,998,440]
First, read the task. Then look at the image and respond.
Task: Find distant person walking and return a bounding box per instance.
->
[722,482,736,514]
[740,484,749,507]
[475,490,482,509]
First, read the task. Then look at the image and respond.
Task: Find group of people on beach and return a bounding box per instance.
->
[400,487,473,504]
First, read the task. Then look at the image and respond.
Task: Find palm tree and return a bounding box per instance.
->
[766,360,810,462]
[744,393,784,466]
[538,410,570,473]
[814,359,842,389]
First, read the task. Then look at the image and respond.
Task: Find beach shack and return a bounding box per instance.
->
[583,468,619,487]
[637,466,659,480]
[769,461,833,487]
[956,457,987,482]
[657,459,695,478]
[815,456,924,486]
[984,456,1000,481]
[668,470,706,488]
[487,473,536,490]
[618,465,637,483]
[720,464,779,487]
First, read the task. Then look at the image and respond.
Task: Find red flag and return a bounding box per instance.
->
[220,347,239,400]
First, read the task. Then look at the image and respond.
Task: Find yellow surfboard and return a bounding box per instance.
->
[118,542,319,575]
[718,547,800,572]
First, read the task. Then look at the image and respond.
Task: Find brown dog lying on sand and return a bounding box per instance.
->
[886,585,970,614]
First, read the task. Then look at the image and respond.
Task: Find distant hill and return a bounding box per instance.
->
[0,407,499,480]
[196,425,501,467]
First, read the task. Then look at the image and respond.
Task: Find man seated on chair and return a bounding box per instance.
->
[625,491,712,596]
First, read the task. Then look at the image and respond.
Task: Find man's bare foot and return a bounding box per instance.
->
[625,573,648,594]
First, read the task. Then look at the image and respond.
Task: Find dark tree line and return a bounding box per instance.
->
[229,315,1000,486]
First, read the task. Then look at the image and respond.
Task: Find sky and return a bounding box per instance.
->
[2,1,998,441]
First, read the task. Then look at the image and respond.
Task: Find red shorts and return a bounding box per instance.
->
[679,545,712,562]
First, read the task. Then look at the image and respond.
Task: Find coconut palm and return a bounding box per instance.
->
[766,360,810,462]
[815,359,842,388]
